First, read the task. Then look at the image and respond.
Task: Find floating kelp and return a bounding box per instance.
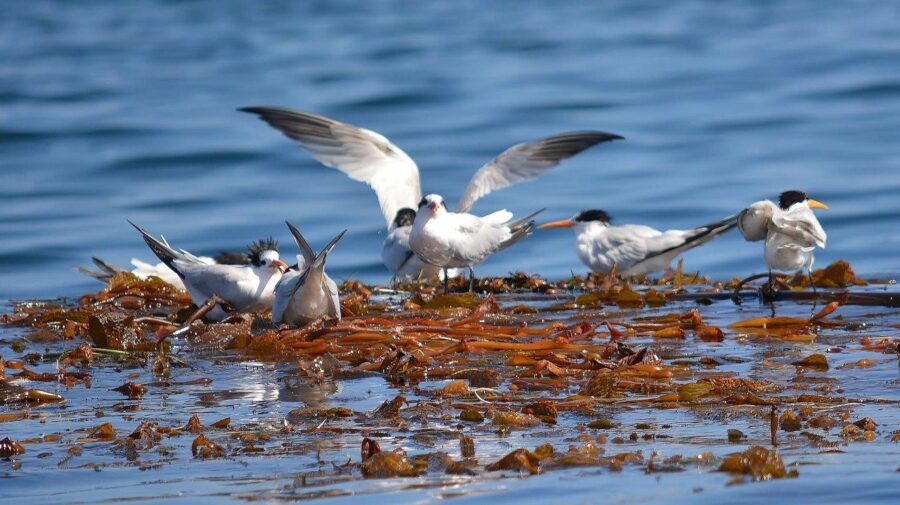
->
[0,259,897,501]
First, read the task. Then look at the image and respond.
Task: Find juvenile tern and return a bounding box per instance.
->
[271,222,345,326]
[129,222,287,321]
[539,209,738,276]
[408,194,543,290]
[738,190,828,288]
[240,106,621,282]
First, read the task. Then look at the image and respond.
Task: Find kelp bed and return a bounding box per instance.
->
[1,260,898,504]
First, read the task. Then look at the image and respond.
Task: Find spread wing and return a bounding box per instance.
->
[456,131,623,212]
[241,107,422,229]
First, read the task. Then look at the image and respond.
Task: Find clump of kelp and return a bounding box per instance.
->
[1,259,898,494]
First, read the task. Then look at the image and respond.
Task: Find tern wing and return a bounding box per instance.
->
[179,263,260,309]
[770,206,826,248]
[594,225,657,270]
[272,269,303,324]
[240,107,421,229]
[456,131,623,213]
[325,275,341,321]
[285,221,317,265]
[737,200,776,242]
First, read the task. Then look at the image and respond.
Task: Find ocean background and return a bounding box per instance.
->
[2,0,899,299]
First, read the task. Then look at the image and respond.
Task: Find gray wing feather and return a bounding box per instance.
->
[241,107,421,228]
[457,131,623,212]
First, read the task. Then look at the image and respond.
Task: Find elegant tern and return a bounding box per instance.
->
[738,190,828,288]
[539,209,738,276]
[129,221,287,321]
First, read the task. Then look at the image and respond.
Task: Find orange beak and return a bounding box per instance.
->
[271,259,288,273]
[539,219,574,229]
[807,198,828,210]
[428,202,439,211]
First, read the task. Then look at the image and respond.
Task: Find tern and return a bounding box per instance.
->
[240,106,621,283]
[272,222,345,327]
[409,194,543,291]
[129,221,288,321]
[736,190,828,293]
[539,209,738,276]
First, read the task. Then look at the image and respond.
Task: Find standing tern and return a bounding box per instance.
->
[737,190,828,292]
[409,194,543,291]
[129,222,288,321]
[239,106,622,282]
[539,209,738,276]
[272,222,345,327]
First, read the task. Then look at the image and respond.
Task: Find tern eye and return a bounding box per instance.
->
[418,198,428,208]
[440,201,446,208]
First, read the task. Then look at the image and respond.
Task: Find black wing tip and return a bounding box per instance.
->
[549,130,624,142]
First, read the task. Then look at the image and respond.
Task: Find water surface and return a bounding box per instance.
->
[2,1,899,300]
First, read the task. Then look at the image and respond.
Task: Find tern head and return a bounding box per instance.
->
[418,194,447,215]
[778,190,828,211]
[393,208,417,228]
[539,209,612,230]
[247,238,288,273]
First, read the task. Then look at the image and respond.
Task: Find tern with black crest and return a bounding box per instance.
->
[240,106,622,283]
[737,190,828,292]
[540,210,738,276]
[129,221,287,321]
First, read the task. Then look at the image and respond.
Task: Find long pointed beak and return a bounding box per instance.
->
[428,203,439,211]
[271,259,289,273]
[539,219,575,229]
[807,198,829,210]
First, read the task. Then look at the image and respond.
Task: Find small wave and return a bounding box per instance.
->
[104,149,267,173]
[805,81,900,101]
[0,126,158,143]
[0,88,114,105]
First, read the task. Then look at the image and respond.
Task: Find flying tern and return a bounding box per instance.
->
[737,190,827,288]
[239,106,622,282]
[409,194,543,290]
[129,221,287,321]
[272,222,345,326]
[539,209,738,276]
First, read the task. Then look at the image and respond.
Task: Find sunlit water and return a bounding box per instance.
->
[1,3,899,502]
[2,1,900,300]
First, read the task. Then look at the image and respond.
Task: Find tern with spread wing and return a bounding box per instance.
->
[409,194,543,291]
[129,222,287,321]
[738,190,828,286]
[240,106,622,283]
[272,222,345,327]
[540,209,738,276]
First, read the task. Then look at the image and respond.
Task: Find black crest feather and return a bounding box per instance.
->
[778,190,807,210]
[246,237,279,266]
[574,209,612,224]
[393,208,417,228]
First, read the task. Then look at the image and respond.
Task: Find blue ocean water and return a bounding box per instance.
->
[2,0,899,299]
